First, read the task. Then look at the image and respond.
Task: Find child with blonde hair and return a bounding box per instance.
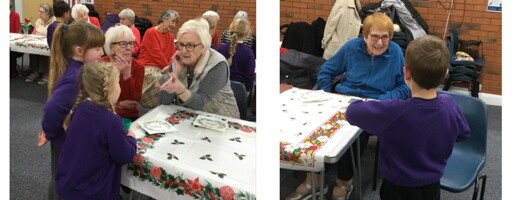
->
[39,21,105,199]
[216,18,256,92]
[56,62,137,199]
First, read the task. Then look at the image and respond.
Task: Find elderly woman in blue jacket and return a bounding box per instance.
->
[286,12,410,200]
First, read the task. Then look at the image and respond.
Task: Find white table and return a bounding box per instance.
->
[121,105,256,200]
[279,87,364,200]
[9,33,50,56]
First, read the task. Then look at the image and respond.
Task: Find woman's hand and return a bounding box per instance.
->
[158,73,185,94]
[117,100,139,110]
[171,51,184,76]
[113,55,132,79]
[37,131,48,147]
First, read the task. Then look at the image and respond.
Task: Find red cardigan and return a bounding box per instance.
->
[100,56,144,118]
[138,27,176,68]
[10,11,20,33]
[89,16,101,29]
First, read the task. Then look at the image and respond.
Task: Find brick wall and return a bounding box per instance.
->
[280,0,502,95]
[92,0,256,39]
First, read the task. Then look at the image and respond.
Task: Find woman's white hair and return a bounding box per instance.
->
[119,8,135,23]
[71,4,89,20]
[177,18,211,52]
[103,24,135,56]
[234,11,248,20]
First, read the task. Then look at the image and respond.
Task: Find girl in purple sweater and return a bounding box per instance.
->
[217,18,256,93]
[39,21,105,199]
[56,62,137,199]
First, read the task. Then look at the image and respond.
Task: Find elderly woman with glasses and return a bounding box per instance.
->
[286,13,411,200]
[119,8,141,57]
[157,18,239,118]
[25,3,56,85]
[138,9,179,109]
[100,25,144,121]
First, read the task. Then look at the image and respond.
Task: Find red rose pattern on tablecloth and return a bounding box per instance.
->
[219,186,234,200]
[165,110,198,125]
[280,107,348,167]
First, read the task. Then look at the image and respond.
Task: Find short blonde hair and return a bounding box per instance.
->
[71,4,89,20]
[202,10,219,31]
[177,18,211,52]
[104,25,135,56]
[362,12,394,39]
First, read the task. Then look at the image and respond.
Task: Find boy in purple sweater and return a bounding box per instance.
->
[346,35,470,200]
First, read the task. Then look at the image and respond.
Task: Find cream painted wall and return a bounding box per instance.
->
[19,0,53,24]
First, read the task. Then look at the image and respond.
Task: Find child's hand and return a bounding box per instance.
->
[37,131,48,147]
[127,130,136,139]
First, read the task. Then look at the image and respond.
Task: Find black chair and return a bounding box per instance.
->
[443,29,485,97]
[230,81,248,120]
[439,91,488,200]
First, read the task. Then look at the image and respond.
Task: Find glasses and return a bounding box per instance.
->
[369,34,390,42]
[175,42,202,51]
[111,41,136,48]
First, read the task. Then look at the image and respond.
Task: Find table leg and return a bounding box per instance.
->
[350,146,357,200]
[320,170,325,200]
[311,172,316,200]
[356,138,363,200]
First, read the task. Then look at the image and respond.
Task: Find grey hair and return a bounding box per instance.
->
[103,24,135,56]
[177,18,211,52]
[71,4,89,20]
[158,9,179,24]
[118,8,135,23]
[40,3,54,17]
[234,11,248,20]
[202,10,219,20]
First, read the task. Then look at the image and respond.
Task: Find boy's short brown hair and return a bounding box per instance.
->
[405,35,449,90]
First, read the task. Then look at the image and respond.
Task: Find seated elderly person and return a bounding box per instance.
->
[157,18,239,118]
[138,9,179,109]
[71,4,100,28]
[119,8,141,57]
[201,10,220,49]
[286,12,411,200]
[100,25,144,121]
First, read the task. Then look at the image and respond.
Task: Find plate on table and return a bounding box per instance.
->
[138,120,177,134]
[193,115,228,132]
[299,90,330,103]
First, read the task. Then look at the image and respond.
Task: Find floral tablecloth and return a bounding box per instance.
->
[280,88,362,172]
[121,105,256,200]
[9,33,50,56]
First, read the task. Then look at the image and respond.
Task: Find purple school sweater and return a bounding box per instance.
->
[56,101,136,199]
[346,93,470,187]
[41,59,83,148]
[216,43,256,91]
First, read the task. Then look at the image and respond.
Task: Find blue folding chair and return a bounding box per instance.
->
[230,81,248,120]
[439,91,488,200]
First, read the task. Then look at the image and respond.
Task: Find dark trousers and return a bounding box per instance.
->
[10,51,23,74]
[325,131,371,180]
[49,143,62,200]
[380,178,440,200]
[29,54,49,74]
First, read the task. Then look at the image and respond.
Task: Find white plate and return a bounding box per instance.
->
[138,120,177,134]
[299,90,330,103]
[193,115,228,132]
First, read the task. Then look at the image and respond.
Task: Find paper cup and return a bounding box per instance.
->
[122,118,132,131]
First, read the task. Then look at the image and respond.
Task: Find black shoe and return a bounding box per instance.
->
[10,71,18,79]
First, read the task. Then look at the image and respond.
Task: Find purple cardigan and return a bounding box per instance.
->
[216,43,256,91]
[56,101,136,199]
[346,94,470,187]
[41,59,83,148]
